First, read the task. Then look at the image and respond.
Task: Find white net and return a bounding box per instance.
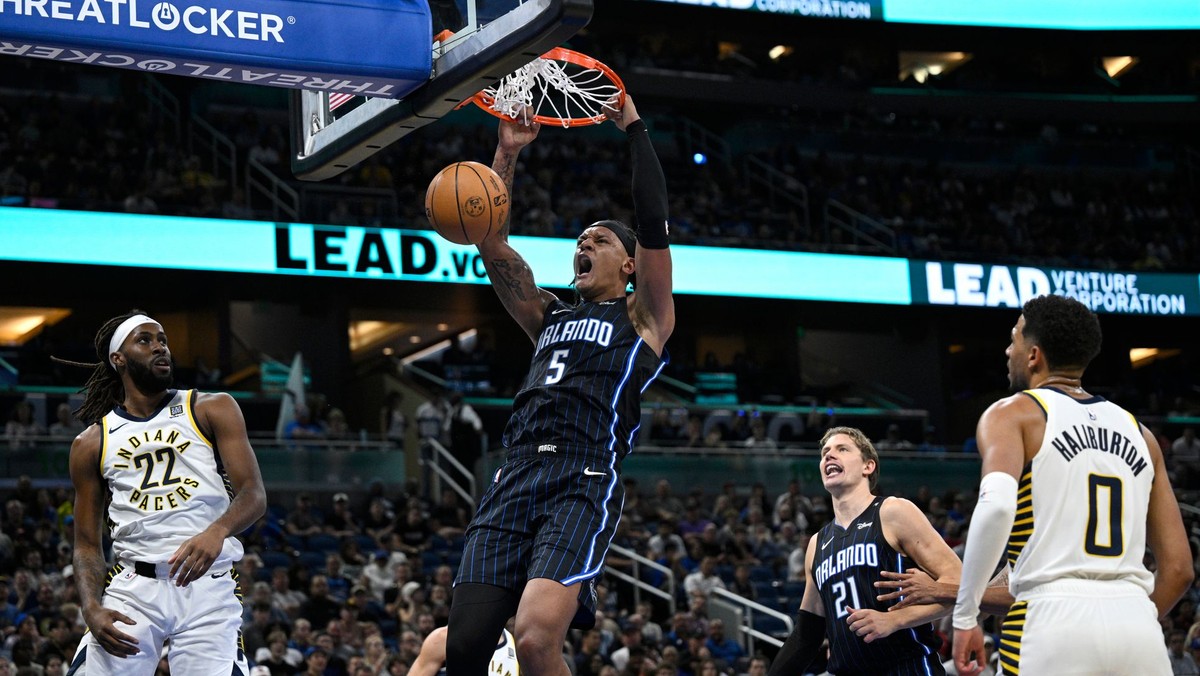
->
[481,55,623,127]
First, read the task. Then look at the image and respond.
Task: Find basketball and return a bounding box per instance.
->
[424,161,509,245]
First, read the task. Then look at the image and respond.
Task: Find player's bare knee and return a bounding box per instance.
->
[513,626,558,666]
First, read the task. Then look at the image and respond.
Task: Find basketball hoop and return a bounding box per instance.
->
[469,46,626,128]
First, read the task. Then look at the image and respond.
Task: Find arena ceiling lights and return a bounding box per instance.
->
[898,51,971,84]
[0,307,71,346]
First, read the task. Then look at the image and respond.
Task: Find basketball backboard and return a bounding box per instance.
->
[290,0,593,182]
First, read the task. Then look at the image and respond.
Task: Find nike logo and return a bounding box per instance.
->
[857,521,873,530]
[552,308,572,315]
[821,536,834,550]
[108,422,129,434]
[210,570,230,579]
[583,467,607,477]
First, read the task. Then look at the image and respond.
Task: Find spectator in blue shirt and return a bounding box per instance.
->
[704,618,745,671]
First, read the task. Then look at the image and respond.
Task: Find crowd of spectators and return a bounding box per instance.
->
[2,437,1199,676]
[2,58,1199,272]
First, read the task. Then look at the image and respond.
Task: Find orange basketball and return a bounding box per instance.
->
[424,161,509,245]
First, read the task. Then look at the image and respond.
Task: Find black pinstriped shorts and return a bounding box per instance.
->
[454,444,624,627]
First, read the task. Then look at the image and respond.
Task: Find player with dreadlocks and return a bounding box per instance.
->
[58,310,265,675]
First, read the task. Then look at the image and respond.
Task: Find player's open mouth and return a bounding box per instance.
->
[575,254,593,277]
[153,359,171,371]
[823,464,843,477]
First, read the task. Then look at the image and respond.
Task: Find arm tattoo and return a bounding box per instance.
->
[492,150,518,239]
[487,258,532,304]
[74,551,109,610]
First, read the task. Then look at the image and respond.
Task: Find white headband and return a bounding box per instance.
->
[108,314,157,368]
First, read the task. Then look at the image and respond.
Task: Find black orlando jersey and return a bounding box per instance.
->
[502,297,666,460]
[811,496,942,675]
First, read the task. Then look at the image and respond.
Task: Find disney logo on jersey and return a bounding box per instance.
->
[3,0,289,43]
[535,317,614,352]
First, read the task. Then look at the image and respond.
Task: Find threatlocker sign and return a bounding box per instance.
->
[0,0,431,96]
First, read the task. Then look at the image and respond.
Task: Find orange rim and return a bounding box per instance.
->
[469,46,626,127]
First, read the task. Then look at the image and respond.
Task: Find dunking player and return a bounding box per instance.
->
[768,427,962,676]
[446,95,674,676]
[952,295,1192,675]
[62,311,266,675]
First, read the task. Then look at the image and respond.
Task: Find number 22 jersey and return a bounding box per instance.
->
[99,389,243,567]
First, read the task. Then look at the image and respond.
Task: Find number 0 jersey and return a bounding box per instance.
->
[502,297,666,459]
[1008,387,1155,597]
[99,389,244,567]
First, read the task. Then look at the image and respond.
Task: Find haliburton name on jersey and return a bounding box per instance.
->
[1049,423,1148,476]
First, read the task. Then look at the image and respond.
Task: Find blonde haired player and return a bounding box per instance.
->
[61,310,266,675]
[953,295,1192,675]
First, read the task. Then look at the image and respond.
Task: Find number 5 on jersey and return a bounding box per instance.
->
[546,349,570,384]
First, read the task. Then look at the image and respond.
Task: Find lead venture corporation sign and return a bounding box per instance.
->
[913,261,1196,316]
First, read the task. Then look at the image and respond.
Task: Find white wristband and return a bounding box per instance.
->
[954,471,1018,630]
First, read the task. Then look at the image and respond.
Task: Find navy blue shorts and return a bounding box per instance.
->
[454,444,624,627]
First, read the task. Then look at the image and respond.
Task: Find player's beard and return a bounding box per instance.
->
[1008,367,1030,393]
[127,357,174,393]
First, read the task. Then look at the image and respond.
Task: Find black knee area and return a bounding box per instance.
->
[446,583,519,676]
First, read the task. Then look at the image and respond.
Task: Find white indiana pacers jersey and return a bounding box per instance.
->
[492,629,520,676]
[99,389,244,566]
[1008,387,1154,597]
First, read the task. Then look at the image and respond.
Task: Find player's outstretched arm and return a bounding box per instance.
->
[609,96,674,355]
[70,426,140,657]
[478,117,558,341]
[169,392,266,586]
[877,566,1013,617]
[1141,424,1193,619]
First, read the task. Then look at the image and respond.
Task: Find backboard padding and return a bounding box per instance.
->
[290,0,593,181]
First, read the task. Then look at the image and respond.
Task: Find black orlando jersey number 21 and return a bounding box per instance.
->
[811,496,942,675]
